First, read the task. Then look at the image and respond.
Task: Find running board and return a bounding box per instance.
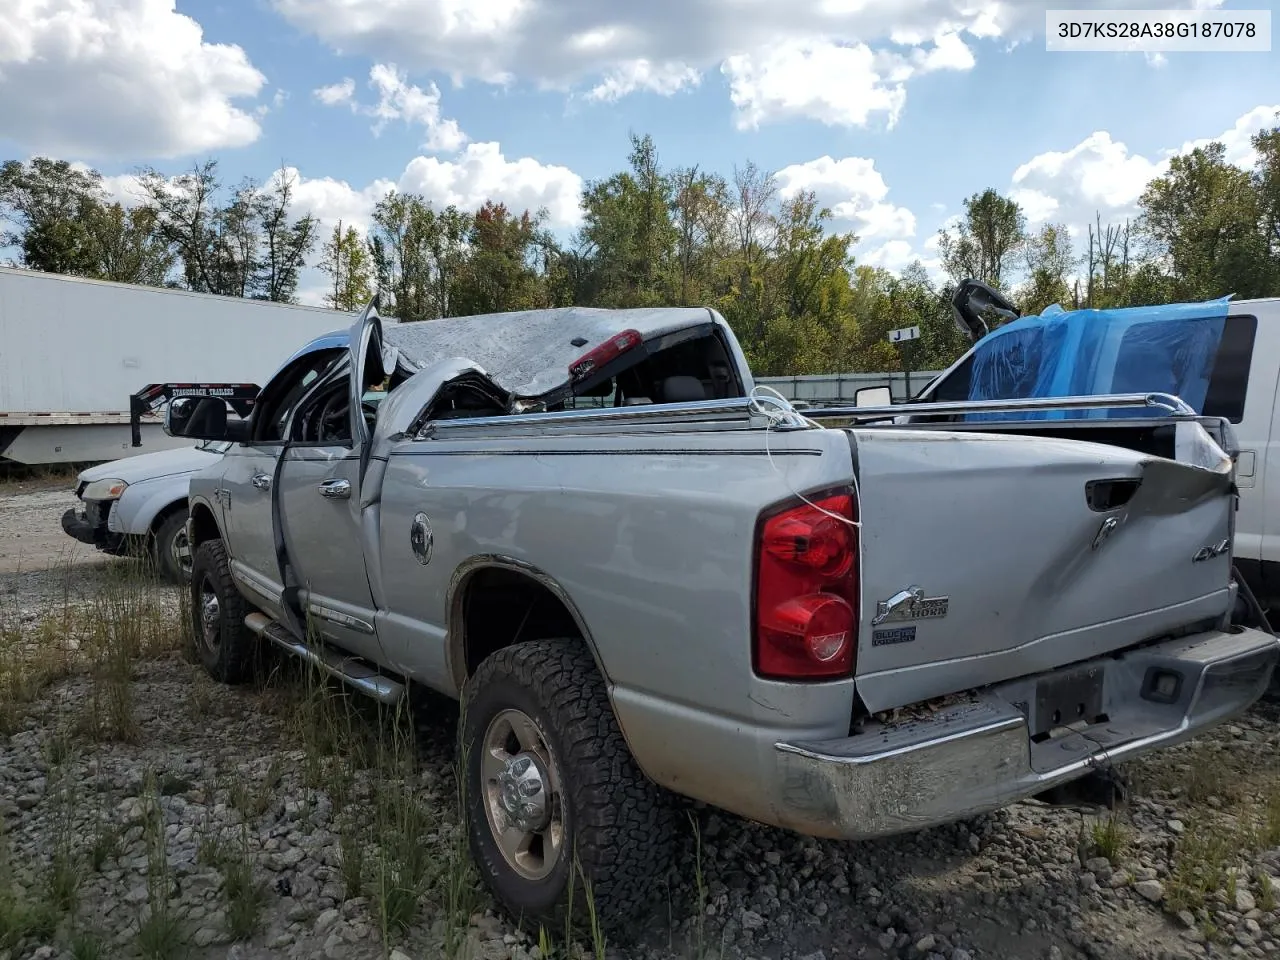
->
[244,612,405,704]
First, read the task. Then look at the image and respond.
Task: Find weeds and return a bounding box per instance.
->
[337,810,367,899]
[229,759,282,820]
[196,816,232,870]
[1263,785,1280,848]
[135,773,187,959]
[69,929,108,960]
[0,830,59,952]
[1257,868,1277,913]
[0,564,78,734]
[43,743,83,917]
[1090,813,1129,866]
[220,828,269,941]
[369,704,435,936]
[74,564,180,743]
[1166,815,1242,914]
[89,822,119,873]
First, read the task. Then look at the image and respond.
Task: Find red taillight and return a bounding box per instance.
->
[754,493,859,680]
[568,329,643,382]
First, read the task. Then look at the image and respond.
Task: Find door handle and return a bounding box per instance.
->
[251,473,272,491]
[318,478,351,500]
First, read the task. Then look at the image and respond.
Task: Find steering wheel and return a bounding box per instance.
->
[361,400,379,432]
[316,392,348,443]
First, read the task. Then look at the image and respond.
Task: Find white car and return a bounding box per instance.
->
[61,440,230,583]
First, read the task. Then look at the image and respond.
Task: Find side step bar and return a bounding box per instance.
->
[244,613,405,705]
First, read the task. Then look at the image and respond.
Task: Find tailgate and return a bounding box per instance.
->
[849,423,1236,713]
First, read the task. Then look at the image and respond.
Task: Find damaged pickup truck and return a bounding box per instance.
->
[163,300,1280,929]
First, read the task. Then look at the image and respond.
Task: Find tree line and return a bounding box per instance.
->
[2,117,1278,377]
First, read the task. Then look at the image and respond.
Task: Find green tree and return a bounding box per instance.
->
[319,220,374,311]
[1138,142,1269,300]
[253,169,319,302]
[937,188,1027,290]
[452,202,551,315]
[367,191,469,321]
[139,160,317,301]
[575,133,678,307]
[1019,222,1077,314]
[1251,119,1280,288]
[0,158,105,275]
[749,192,858,376]
[83,203,174,286]
[668,165,729,306]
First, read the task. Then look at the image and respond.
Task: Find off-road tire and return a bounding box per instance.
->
[461,638,677,931]
[152,509,191,585]
[189,538,256,684]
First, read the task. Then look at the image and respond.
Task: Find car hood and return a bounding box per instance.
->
[78,444,223,485]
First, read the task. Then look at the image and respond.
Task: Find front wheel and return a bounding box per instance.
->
[188,539,256,684]
[461,639,676,931]
[152,510,193,585]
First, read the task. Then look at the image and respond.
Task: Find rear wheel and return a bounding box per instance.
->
[461,638,676,931]
[189,539,256,684]
[152,509,192,585]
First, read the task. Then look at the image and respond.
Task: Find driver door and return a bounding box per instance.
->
[274,307,388,664]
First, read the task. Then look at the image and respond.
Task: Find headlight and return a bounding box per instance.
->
[82,478,129,500]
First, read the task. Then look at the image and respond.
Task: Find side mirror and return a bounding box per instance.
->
[164,396,246,442]
[951,278,1021,342]
[854,386,893,408]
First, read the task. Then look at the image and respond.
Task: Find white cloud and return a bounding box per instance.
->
[586,60,701,102]
[723,40,908,130]
[399,143,584,228]
[276,143,584,239]
[286,171,399,235]
[774,154,942,278]
[860,240,916,270]
[1010,131,1165,227]
[314,77,356,106]
[1002,102,1278,269]
[272,0,1220,127]
[0,0,266,159]
[313,63,468,153]
[774,155,916,241]
[1008,187,1059,223]
[1169,103,1280,169]
[874,30,976,82]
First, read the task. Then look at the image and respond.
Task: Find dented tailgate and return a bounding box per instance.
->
[849,422,1236,714]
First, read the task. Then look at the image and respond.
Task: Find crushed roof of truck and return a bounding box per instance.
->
[381,306,715,398]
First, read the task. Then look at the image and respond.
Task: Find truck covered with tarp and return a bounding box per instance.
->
[920,293,1235,421]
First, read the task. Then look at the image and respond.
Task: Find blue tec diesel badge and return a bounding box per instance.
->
[872,626,917,647]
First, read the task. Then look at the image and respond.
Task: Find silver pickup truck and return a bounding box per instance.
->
[164,300,1279,931]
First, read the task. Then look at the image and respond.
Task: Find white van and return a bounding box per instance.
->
[899,292,1280,616]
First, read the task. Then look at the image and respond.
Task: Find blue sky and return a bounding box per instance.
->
[1,0,1277,303]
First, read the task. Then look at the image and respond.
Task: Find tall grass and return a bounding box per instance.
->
[2,553,731,959]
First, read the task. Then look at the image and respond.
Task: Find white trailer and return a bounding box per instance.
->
[0,267,353,465]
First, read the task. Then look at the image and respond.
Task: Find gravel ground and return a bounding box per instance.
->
[0,486,107,576]
[3,485,1280,960]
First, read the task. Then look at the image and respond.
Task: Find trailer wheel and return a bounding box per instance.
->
[152,509,192,585]
[461,638,676,931]
[189,539,256,684]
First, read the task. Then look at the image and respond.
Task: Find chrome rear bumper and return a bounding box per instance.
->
[775,625,1279,840]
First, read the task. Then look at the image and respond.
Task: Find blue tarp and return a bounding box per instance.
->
[960,296,1234,420]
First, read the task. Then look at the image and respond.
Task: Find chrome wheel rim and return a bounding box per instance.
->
[171,528,193,580]
[480,708,564,881]
[198,576,221,654]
